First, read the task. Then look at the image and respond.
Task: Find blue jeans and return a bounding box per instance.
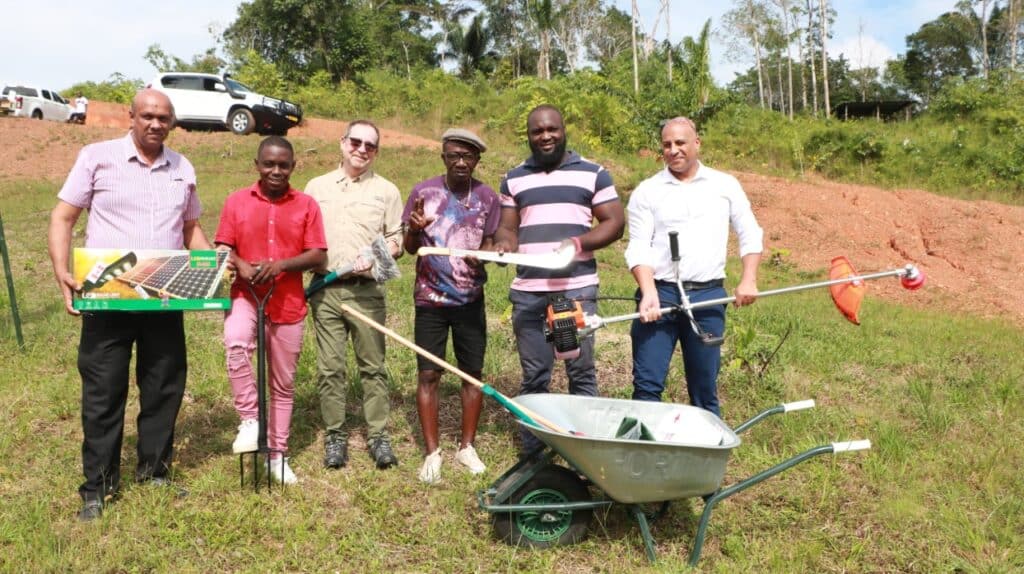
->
[510,285,598,451]
[630,282,727,417]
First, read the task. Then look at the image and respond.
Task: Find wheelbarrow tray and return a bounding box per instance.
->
[515,394,741,503]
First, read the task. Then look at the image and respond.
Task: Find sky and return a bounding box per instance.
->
[1,0,956,92]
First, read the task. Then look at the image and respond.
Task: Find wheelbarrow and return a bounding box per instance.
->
[477,394,870,566]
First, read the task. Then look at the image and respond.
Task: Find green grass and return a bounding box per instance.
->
[0,129,1022,572]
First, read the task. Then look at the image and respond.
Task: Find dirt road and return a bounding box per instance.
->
[4,106,1022,325]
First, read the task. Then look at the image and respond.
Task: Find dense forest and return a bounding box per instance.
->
[70,0,1024,202]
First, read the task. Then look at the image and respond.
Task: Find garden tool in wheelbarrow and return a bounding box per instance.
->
[304,234,400,298]
[544,230,926,359]
[237,278,287,491]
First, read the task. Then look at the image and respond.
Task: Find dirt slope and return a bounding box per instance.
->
[3,109,1022,325]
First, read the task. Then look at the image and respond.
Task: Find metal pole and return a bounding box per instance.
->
[591,267,911,329]
[0,214,25,348]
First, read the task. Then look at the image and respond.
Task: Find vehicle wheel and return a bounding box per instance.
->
[492,465,592,549]
[32,110,43,120]
[228,108,255,135]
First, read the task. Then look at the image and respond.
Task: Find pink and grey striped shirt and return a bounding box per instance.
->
[499,151,619,292]
[58,133,202,249]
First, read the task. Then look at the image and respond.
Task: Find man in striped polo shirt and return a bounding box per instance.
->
[493,104,625,453]
[48,89,211,521]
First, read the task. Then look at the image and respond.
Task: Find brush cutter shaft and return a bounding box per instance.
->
[692,267,911,309]
[584,266,915,333]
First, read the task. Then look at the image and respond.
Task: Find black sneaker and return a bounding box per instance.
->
[78,499,103,522]
[369,436,398,469]
[324,436,348,469]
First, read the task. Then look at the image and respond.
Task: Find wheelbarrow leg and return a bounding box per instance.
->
[688,441,870,566]
[627,505,658,562]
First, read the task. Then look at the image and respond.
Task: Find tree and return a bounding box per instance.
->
[722,0,776,109]
[550,0,603,72]
[445,13,497,78]
[222,0,437,82]
[682,20,714,108]
[530,0,556,79]
[583,5,632,66]
[819,0,831,117]
[397,1,475,69]
[903,11,977,102]
[144,44,224,74]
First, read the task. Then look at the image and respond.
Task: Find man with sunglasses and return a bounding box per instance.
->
[402,128,499,484]
[305,120,404,470]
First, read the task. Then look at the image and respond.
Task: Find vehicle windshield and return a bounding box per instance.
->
[225,79,252,94]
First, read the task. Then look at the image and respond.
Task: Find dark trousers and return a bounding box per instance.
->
[77,311,187,501]
[510,285,598,452]
[630,283,727,417]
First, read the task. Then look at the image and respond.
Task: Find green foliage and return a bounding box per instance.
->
[143,44,224,74]
[232,50,287,97]
[63,73,143,104]
[701,74,1024,203]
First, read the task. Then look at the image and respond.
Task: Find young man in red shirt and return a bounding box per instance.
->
[214,136,327,483]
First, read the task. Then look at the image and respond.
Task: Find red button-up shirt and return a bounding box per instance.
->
[215,182,327,323]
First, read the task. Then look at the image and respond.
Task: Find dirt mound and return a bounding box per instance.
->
[3,112,1022,325]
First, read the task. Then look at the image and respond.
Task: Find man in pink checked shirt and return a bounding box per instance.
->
[47,89,211,522]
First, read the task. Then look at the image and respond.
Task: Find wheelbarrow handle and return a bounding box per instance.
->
[783,399,815,412]
[733,398,815,434]
[832,439,872,452]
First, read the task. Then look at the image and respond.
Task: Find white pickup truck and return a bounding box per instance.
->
[0,85,73,121]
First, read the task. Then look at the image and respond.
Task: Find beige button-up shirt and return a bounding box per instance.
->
[305,167,403,275]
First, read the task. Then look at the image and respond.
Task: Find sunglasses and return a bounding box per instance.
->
[346,137,379,153]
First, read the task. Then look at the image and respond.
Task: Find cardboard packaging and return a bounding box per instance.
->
[72,248,231,311]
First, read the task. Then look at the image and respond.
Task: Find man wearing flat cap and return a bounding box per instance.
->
[402,128,500,484]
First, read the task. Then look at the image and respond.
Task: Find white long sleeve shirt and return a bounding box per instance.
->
[624,163,763,282]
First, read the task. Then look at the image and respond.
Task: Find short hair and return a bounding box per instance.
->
[526,104,563,128]
[661,116,699,135]
[344,119,380,143]
[257,135,294,158]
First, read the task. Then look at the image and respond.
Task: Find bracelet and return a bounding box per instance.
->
[571,236,582,253]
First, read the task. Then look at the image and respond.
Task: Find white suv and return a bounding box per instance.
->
[0,85,73,121]
[148,73,302,136]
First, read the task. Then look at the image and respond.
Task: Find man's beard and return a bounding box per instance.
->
[529,138,567,171]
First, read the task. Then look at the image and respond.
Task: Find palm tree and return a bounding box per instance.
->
[682,20,714,108]
[397,1,475,68]
[445,14,496,78]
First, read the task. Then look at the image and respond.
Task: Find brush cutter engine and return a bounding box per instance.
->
[544,295,587,360]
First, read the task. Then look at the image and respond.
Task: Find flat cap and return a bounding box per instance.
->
[441,128,487,153]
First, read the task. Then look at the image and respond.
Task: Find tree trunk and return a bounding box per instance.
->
[777,56,786,114]
[631,0,640,95]
[754,27,766,109]
[806,0,819,117]
[980,0,990,79]
[795,10,808,113]
[666,0,673,82]
[820,0,831,118]
[781,0,795,119]
[1012,0,1020,71]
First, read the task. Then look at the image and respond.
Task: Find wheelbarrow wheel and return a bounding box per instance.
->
[492,464,592,549]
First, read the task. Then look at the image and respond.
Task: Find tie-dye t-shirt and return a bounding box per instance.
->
[402,175,501,307]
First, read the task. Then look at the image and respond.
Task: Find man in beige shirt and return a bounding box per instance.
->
[305,120,403,470]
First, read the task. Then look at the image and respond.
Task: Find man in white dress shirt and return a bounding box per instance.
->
[623,117,764,416]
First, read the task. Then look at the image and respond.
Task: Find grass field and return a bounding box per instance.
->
[0,128,1022,573]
